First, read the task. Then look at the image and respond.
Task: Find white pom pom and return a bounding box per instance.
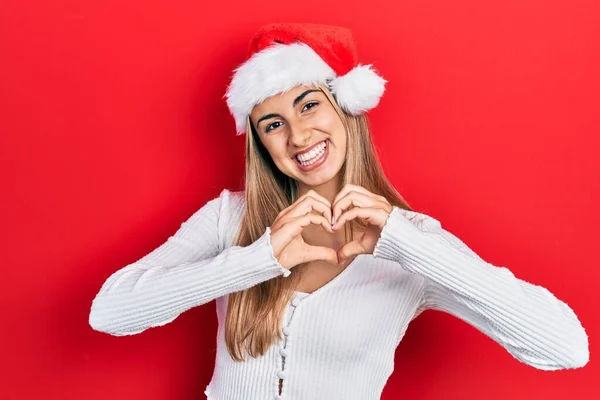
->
[328,64,387,114]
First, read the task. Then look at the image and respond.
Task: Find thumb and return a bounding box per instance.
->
[337,240,363,264]
[305,245,339,265]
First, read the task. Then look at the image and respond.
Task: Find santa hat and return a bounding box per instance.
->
[224,23,387,135]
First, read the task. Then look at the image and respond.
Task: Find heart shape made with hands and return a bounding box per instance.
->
[324,184,394,264]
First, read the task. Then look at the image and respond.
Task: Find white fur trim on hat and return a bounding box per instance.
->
[225,43,387,135]
[328,64,387,115]
[225,42,336,135]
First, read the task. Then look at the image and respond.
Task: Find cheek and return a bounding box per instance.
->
[319,112,346,144]
[319,109,339,127]
[264,141,290,163]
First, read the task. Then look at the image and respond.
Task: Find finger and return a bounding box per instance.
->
[272,214,332,256]
[332,207,389,230]
[332,192,388,224]
[332,184,377,209]
[336,240,366,264]
[284,189,331,216]
[303,189,333,208]
[298,196,333,227]
[274,193,332,230]
[304,190,334,224]
[289,197,333,231]
[283,214,335,239]
[332,184,385,222]
[303,245,339,264]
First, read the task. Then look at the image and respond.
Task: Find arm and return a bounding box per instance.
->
[89,189,290,336]
[373,206,589,371]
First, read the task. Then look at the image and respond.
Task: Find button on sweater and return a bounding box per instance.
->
[89,188,589,400]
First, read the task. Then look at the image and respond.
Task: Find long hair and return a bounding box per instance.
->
[224,84,413,361]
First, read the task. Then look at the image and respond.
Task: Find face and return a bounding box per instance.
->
[249,85,347,189]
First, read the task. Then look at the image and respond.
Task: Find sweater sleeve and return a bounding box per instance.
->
[89,190,290,336]
[372,206,589,371]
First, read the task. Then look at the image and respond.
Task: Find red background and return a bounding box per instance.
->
[1,1,598,399]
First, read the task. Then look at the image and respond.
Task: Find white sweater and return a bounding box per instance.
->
[89,188,589,400]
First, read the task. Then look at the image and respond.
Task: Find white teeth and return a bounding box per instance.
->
[296,141,327,162]
[296,141,327,166]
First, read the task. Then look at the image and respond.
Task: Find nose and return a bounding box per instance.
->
[288,120,311,148]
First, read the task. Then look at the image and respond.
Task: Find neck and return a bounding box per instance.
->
[296,174,342,204]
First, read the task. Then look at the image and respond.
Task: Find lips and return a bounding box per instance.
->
[293,140,329,172]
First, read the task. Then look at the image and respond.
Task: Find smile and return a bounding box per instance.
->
[293,140,329,171]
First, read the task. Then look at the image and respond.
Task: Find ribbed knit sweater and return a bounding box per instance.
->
[89,188,589,400]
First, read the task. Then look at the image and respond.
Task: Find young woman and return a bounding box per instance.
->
[89,23,589,400]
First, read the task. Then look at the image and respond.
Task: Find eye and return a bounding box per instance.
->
[302,101,319,112]
[265,121,283,133]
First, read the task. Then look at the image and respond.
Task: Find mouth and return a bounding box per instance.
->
[292,139,329,172]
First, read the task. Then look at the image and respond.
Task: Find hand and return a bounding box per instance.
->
[331,184,394,264]
[269,190,339,270]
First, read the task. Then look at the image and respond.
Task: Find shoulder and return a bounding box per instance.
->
[183,189,246,250]
[185,188,245,225]
[216,188,245,213]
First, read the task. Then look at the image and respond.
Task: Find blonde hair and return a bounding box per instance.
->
[224,84,413,361]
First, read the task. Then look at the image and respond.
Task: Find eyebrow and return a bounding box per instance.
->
[256,89,320,128]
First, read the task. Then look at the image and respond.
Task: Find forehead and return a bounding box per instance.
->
[251,84,321,115]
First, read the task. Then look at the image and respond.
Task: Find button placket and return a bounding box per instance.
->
[275,296,303,399]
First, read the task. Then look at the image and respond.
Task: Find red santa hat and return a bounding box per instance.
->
[224,23,387,135]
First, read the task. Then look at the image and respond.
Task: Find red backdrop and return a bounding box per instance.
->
[1,0,598,399]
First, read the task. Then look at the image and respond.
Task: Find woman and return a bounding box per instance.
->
[89,23,589,400]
